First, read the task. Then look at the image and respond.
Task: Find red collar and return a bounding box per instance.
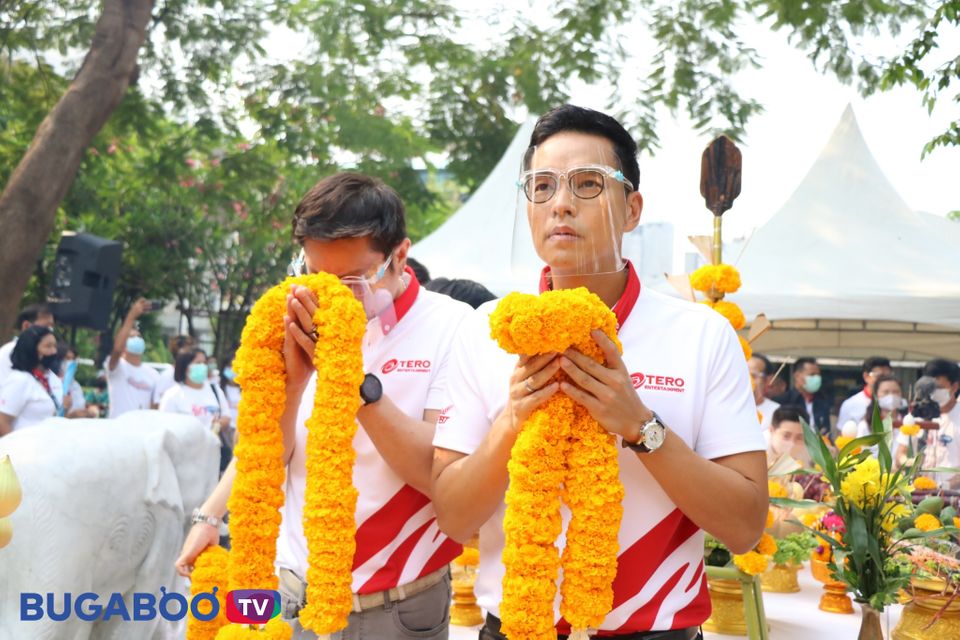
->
[863,385,872,399]
[538,260,641,330]
[382,266,419,334]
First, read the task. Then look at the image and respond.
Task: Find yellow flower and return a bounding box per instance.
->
[223,273,365,638]
[756,532,778,556]
[768,480,788,499]
[188,546,230,640]
[491,288,624,639]
[733,551,769,576]
[913,476,937,490]
[880,502,911,533]
[839,457,888,509]
[689,264,742,295]
[766,510,775,528]
[915,513,941,532]
[801,512,820,528]
[954,516,960,529]
[900,423,921,437]
[453,547,480,566]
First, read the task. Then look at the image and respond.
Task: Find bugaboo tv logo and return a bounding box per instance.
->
[381,358,431,374]
[225,589,281,624]
[631,371,685,393]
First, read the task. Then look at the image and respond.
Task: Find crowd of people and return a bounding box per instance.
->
[2,105,958,640]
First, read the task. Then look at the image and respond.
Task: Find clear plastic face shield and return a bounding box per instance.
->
[287,247,400,340]
[512,139,635,286]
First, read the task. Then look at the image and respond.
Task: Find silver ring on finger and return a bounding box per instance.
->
[524,377,535,393]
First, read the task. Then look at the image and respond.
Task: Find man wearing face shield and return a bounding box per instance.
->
[431,105,767,639]
[106,297,160,418]
[175,173,472,640]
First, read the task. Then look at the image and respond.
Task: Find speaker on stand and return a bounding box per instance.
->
[47,232,123,332]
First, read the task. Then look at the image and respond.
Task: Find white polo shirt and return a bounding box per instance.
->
[838,389,871,431]
[433,262,765,633]
[107,357,160,418]
[276,272,472,593]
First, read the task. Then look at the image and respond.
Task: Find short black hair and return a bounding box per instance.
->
[526,105,640,193]
[750,352,773,374]
[862,356,891,374]
[772,405,807,429]
[168,334,196,358]
[923,358,959,385]
[792,357,818,376]
[425,277,497,309]
[864,373,901,421]
[406,257,431,284]
[15,303,52,330]
[10,325,56,372]
[291,172,406,257]
[174,348,206,384]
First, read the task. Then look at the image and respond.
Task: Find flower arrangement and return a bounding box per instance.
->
[490,288,624,640]
[703,508,779,577]
[792,406,960,612]
[209,273,365,640]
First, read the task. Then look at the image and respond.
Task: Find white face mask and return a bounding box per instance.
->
[932,388,953,407]
[878,395,902,411]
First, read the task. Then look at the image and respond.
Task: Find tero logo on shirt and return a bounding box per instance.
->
[225,590,281,624]
[381,358,431,374]
[631,372,685,393]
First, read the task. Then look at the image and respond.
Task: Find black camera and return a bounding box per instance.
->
[912,376,941,421]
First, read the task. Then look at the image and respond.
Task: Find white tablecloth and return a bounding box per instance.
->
[449,563,904,639]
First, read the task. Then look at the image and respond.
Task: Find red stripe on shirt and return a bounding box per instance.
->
[557,508,702,634]
[358,517,435,594]
[417,536,463,579]
[612,563,689,633]
[352,484,430,571]
[685,561,704,593]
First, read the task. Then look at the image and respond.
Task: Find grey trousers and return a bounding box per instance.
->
[279,569,451,640]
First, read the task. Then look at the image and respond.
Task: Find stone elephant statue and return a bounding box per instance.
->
[0,410,220,640]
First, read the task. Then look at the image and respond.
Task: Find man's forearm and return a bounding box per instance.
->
[358,398,436,495]
[199,457,237,518]
[109,316,136,368]
[431,413,517,542]
[637,431,767,553]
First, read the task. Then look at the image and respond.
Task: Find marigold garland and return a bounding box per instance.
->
[689,264,741,296]
[699,300,746,330]
[490,288,625,640]
[188,546,230,640]
[217,273,365,640]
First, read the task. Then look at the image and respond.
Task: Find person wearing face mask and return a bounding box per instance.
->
[838,356,892,433]
[764,406,810,467]
[0,303,56,387]
[917,358,960,488]
[106,298,160,418]
[0,325,63,435]
[153,334,196,408]
[855,374,903,455]
[773,357,832,436]
[159,348,231,436]
[59,344,98,419]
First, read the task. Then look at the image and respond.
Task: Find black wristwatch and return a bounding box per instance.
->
[359,373,383,405]
[621,411,667,453]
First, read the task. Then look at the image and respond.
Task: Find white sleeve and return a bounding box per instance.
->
[425,304,471,411]
[694,319,766,459]
[837,398,853,432]
[0,343,13,385]
[70,382,86,410]
[432,306,503,455]
[158,385,181,413]
[0,374,28,417]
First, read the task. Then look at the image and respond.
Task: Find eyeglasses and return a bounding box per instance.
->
[518,164,634,204]
[286,250,393,286]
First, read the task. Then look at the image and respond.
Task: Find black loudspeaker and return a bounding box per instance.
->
[47,232,123,331]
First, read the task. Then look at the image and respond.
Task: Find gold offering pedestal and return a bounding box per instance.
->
[809,555,854,614]
[450,535,483,627]
[892,577,960,640]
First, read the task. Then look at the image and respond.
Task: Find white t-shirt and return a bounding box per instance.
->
[66,379,85,411]
[757,397,779,431]
[838,389,871,430]
[0,369,63,430]
[153,367,176,406]
[0,339,17,386]
[921,403,960,488]
[159,383,229,431]
[276,274,472,593]
[107,357,160,418]
[432,263,765,633]
[224,385,241,423]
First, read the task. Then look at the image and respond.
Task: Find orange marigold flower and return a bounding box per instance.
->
[766,509,775,529]
[915,513,942,532]
[756,532,777,556]
[738,336,752,360]
[733,551,769,576]
[768,480,788,499]
[689,264,742,295]
[188,546,230,640]
[913,476,937,490]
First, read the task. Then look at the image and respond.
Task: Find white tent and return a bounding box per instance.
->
[412,119,674,294]
[730,106,960,360]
